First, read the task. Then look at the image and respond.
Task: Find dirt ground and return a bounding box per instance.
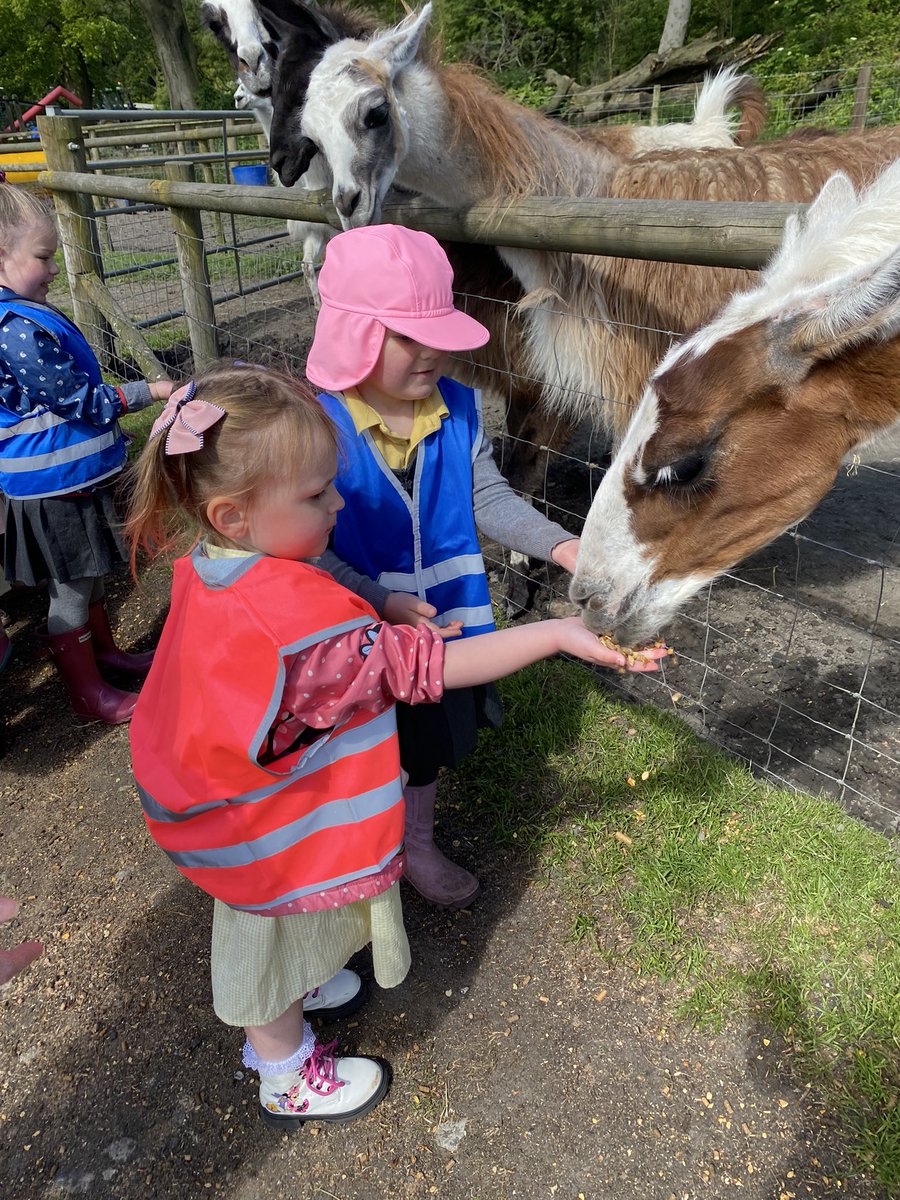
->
[0,563,888,1199]
[0,217,895,1198]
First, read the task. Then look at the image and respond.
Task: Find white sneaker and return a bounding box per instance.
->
[259,1040,391,1129]
[302,968,367,1020]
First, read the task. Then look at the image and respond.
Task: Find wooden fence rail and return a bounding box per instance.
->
[34,106,807,381]
[38,169,803,267]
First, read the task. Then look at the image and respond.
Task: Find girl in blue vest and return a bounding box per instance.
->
[0,184,173,723]
[307,225,584,909]
[126,362,666,1130]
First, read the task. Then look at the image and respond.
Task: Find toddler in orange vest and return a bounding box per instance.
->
[126,361,666,1131]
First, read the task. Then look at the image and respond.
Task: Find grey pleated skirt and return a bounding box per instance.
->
[3,480,128,586]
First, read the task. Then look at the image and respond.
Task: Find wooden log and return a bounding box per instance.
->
[163,161,219,373]
[39,169,802,270]
[561,31,780,121]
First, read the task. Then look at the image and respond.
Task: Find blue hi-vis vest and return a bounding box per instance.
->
[0,295,127,499]
[320,378,495,639]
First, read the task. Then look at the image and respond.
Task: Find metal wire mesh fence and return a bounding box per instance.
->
[36,98,900,837]
[559,63,900,132]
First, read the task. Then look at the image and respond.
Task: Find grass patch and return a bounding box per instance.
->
[450,656,900,1189]
[120,406,161,452]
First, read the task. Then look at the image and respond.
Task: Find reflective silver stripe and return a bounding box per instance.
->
[137,781,237,824]
[229,839,403,911]
[377,553,486,593]
[438,603,495,628]
[10,463,123,500]
[165,778,402,870]
[0,407,67,442]
[0,428,119,472]
[250,701,396,785]
[471,388,484,464]
[250,619,384,768]
[139,707,398,824]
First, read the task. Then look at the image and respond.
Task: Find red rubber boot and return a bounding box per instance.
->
[42,625,138,725]
[88,601,155,676]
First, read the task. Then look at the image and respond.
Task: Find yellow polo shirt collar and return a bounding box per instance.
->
[343,387,448,470]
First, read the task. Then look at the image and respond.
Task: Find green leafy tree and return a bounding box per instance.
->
[0,0,161,106]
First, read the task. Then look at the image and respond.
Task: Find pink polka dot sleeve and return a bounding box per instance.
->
[281,622,446,731]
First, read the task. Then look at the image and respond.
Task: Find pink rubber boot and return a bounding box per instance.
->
[403,781,479,908]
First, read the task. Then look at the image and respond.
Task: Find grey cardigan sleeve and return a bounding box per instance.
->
[472,430,576,562]
[316,548,391,616]
[120,380,155,412]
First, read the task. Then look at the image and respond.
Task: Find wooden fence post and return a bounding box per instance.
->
[36,113,113,363]
[852,63,872,131]
[198,139,226,245]
[164,160,219,372]
[650,84,661,126]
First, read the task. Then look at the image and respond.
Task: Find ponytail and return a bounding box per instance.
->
[124,361,337,577]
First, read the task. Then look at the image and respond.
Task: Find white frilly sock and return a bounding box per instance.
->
[242,1020,316,1076]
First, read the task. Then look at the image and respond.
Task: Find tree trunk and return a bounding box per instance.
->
[133,0,201,110]
[658,0,692,55]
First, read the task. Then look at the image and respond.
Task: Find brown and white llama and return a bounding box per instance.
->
[571,159,900,644]
[277,2,900,443]
[207,0,764,480]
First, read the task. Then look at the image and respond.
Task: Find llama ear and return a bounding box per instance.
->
[369,3,432,75]
[767,247,900,384]
[200,3,235,54]
[254,0,341,50]
[763,172,857,286]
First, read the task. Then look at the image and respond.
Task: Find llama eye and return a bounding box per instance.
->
[650,452,708,489]
[364,102,390,130]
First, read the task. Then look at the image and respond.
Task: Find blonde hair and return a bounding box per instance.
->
[0,185,53,253]
[125,361,338,575]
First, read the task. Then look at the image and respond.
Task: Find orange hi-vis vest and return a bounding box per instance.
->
[129,550,405,914]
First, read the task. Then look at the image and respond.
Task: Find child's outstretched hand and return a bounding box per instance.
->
[0,897,43,985]
[383,592,463,640]
[556,617,669,673]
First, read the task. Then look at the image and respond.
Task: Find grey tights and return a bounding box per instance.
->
[47,577,105,635]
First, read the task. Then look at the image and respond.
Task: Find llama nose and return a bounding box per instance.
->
[270,148,294,187]
[335,187,361,220]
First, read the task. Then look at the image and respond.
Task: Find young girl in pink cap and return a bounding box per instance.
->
[126,361,665,1130]
[307,224,585,909]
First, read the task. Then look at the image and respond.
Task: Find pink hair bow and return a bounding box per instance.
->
[148,380,226,455]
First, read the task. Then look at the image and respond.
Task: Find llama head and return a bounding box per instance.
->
[201,0,274,94]
[571,161,900,646]
[282,3,433,220]
[256,0,377,189]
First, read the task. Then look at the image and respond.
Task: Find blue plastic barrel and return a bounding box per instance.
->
[232,164,269,186]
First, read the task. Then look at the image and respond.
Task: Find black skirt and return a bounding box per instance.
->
[395,683,504,785]
[3,480,129,586]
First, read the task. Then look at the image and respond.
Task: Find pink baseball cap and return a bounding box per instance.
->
[305,225,490,392]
